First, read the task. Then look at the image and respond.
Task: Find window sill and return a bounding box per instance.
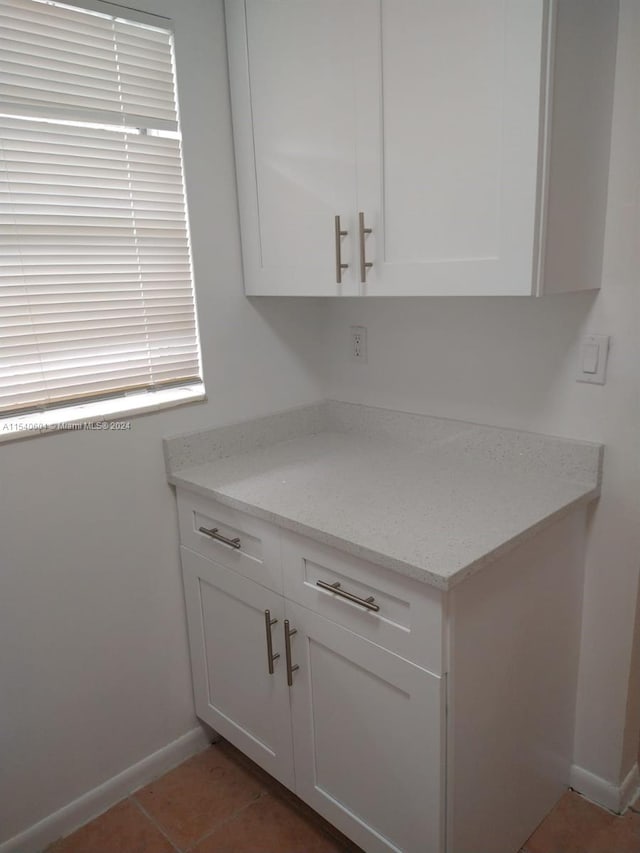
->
[0,385,206,444]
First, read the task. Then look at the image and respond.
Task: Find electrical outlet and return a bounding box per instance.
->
[350,326,367,362]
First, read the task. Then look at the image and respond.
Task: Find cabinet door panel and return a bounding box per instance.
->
[287,601,444,853]
[358,0,546,296]
[226,0,362,295]
[181,547,295,788]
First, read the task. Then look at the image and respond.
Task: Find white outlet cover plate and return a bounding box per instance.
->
[350,325,367,363]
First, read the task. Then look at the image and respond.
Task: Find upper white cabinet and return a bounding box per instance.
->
[225,1,618,297]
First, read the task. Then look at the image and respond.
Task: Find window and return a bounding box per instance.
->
[0,0,203,434]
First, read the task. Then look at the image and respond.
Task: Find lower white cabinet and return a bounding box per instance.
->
[180,544,443,853]
[177,490,587,853]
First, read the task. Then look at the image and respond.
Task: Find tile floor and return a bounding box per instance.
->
[520,789,640,853]
[46,740,640,853]
[46,740,360,853]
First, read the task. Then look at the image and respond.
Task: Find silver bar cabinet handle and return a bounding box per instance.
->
[358,211,373,283]
[334,215,348,283]
[316,579,380,612]
[264,609,279,675]
[198,526,241,550]
[284,619,299,686]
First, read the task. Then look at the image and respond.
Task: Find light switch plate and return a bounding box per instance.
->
[577,334,610,385]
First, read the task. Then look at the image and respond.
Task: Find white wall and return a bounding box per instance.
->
[323,0,640,791]
[0,0,326,844]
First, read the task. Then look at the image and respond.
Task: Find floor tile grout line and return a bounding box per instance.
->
[129,794,183,853]
[183,791,266,852]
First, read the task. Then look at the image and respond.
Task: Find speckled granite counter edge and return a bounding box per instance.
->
[164,401,603,590]
[167,471,599,591]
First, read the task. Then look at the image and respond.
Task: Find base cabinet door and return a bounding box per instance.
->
[285,601,445,853]
[181,547,295,788]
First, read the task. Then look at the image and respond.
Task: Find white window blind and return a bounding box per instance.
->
[0,0,202,418]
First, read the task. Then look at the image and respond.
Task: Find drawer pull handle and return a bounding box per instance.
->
[358,211,373,283]
[264,610,280,675]
[334,214,348,283]
[198,526,241,550]
[284,619,299,686]
[316,580,380,612]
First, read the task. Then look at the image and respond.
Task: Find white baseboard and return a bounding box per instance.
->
[570,761,640,813]
[0,726,211,853]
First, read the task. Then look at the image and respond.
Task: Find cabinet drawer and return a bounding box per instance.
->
[281,531,443,674]
[177,490,282,592]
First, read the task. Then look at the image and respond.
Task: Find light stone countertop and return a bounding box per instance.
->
[165,401,602,590]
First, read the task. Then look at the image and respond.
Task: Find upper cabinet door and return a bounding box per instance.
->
[358,0,546,296]
[226,0,364,296]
